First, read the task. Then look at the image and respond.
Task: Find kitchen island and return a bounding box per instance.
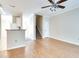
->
[7,29,26,50]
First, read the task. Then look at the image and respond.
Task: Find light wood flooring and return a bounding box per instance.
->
[0,38,79,58]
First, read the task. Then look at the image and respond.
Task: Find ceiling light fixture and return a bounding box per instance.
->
[49,4,57,12]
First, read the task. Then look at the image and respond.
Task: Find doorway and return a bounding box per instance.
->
[36,15,43,39]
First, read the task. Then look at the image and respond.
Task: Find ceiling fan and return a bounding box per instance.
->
[41,0,67,12]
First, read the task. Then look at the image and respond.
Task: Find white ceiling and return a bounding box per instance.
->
[0,0,79,16]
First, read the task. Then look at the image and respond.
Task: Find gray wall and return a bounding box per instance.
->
[49,7,79,45]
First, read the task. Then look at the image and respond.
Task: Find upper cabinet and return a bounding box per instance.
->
[11,14,22,29]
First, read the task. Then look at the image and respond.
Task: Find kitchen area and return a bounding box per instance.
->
[0,14,26,51]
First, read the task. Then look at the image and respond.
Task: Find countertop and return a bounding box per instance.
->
[6,29,26,31]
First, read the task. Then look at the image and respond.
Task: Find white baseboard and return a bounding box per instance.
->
[49,36,79,46]
[1,36,79,51]
[0,44,25,51]
[7,44,25,50]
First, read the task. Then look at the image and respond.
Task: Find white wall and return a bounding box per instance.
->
[1,14,12,50]
[0,15,1,40]
[42,16,50,38]
[23,14,36,40]
[0,15,1,50]
[49,7,79,45]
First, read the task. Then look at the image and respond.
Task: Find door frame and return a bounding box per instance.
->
[35,14,43,39]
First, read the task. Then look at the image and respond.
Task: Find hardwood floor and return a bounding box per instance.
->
[0,38,79,58]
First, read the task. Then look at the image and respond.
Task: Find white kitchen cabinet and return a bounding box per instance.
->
[7,29,25,50]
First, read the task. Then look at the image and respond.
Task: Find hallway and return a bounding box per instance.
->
[0,38,79,58]
[36,26,42,39]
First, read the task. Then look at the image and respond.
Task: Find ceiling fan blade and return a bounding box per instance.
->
[48,0,54,4]
[58,5,65,9]
[41,5,51,8]
[56,0,67,4]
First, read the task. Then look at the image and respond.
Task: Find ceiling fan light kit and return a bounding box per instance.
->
[50,7,56,12]
[41,0,67,12]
